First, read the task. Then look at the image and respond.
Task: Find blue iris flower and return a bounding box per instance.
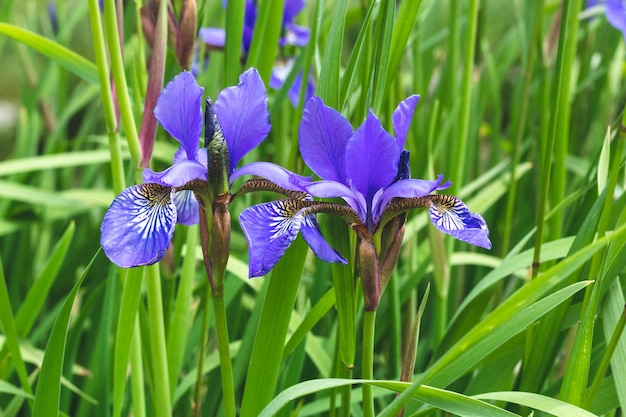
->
[587,0,626,40]
[101,67,283,267]
[197,0,314,107]
[239,96,491,277]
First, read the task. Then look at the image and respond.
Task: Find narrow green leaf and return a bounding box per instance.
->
[384,0,422,92]
[283,288,336,358]
[224,0,245,86]
[475,392,598,417]
[0,150,130,177]
[599,280,626,410]
[15,222,75,335]
[0,23,98,84]
[239,237,308,417]
[258,379,520,417]
[112,267,143,417]
[245,0,285,82]
[0,256,33,400]
[317,0,349,108]
[32,250,98,417]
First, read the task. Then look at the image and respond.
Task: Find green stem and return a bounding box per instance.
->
[130,321,147,417]
[362,309,376,417]
[224,0,244,86]
[212,287,236,417]
[144,264,172,417]
[103,0,141,168]
[450,0,479,192]
[193,285,211,417]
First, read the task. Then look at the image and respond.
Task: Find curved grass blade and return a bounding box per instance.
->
[0,23,98,84]
[32,249,99,417]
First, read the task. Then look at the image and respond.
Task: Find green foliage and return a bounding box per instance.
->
[1,0,625,416]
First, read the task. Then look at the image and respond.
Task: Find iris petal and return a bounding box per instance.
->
[281,23,310,46]
[374,174,450,221]
[101,184,177,267]
[198,27,226,48]
[143,160,207,187]
[301,215,347,264]
[428,196,492,249]
[154,71,203,161]
[173,190,199,225]
[300,96,353,183]
[345,110,400,203]
[231,161,311,190]
[606,0,626,40]
[392,95,420,150]
[214,68,271,170]
[239,200,306,277]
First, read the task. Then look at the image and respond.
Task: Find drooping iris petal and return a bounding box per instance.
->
[373,175,451,221]
[239,200,306,277]
[173,190,199,225]
[230,161,311,190]
[428,196,492,249]
[143,160,207,187]
[300,215,347,264]
[300,96,353,183]
[154,71,203,161]
[345,110,400,204]
[606,0,626,40]
[392,95,420,149]
[198,27,226,48]
[101,184,177,267]
[214,68,271,170]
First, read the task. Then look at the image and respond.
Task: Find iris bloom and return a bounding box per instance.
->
[586,0,626,39]
[240,96,491,280]
[198,0,313,106]
[101,68,274,267]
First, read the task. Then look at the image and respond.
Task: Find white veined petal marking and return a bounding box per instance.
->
[126,184,176,240]
[430,195,466,231]
[268,199,302,241]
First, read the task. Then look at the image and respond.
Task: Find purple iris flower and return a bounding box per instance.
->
[587,0,626,40]
[240,96,491,277]
[197,0,313,107]
[101,67,274,268]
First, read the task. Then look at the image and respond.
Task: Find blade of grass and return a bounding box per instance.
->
[245,0,285,82]
[239,236,308,417]
[32,249,98,417]
[317,0,348,109]
[0,23,98,84]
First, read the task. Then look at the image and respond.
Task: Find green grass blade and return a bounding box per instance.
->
[32,249,98,417]
[317,0,348,108]
[0,256,33,401]
[239,237,308,417]
[15,222,75,335]
[0,23,98,84]
[245,0,285,82]
[112,267,143,417]
[224,0,245,86]
[475,392,599,417]
[0,150,130,177]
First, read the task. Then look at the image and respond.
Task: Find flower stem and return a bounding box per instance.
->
[362,309,376,417]
[144,264,172,417]
[211,284,236,417]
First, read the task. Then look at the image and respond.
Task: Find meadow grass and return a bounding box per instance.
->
[0,0,625,416]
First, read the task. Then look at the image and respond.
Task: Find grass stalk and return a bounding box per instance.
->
[362,309,376,417]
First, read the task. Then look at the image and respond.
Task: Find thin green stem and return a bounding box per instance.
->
[224,0,244,86]
[130,321,147,417]
[212,288,236,417]
[193,284,211,417]
[450,0,479,192]
[103,0,141,168]
[362,309,376,417]
[144,264,172,417]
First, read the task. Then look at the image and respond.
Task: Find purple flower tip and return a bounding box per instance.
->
[428,196,492,249]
